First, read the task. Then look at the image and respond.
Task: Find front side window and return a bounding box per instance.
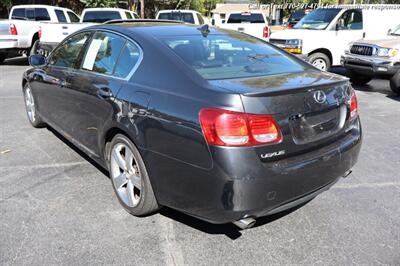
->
[82,11,121,23]
[11,8,25,18]
[55,10,67,23]
[132,13,140,19]
[337,9,363,30]
[34,8,50,21]
[161,33,305,80]
[81,31,126,75]
[294,8,341,30]
[197,13,204,25]
[67,11,80,22]
[227,13,265,23]
[49,32,91,68]
[125,11,132,19]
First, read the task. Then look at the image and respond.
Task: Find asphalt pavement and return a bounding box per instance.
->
[0,57,399,265]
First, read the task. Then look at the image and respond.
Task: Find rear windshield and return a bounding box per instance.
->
[158,12,195,24]
[294,8,340,30]
[227,13,265,23]
[11,8,50,21]
[82,11,121,23]
[161,33,305,80]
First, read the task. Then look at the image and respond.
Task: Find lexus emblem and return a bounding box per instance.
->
[313,90,327,104]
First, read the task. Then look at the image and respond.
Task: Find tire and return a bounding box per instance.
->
[308,52,331,71]
[108,134,159,216]
[347,70,372,86]
[390,71,400,95]
[0,53,5,64]
[23,83,46,128]
[30,40,39,56]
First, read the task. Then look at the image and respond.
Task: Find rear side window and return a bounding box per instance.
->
[67,11,80,22]
[55,10,67,22]
[162,33,304,80]
[114,42,141,78]
[34,8,50,21]
[11,8,25,18]
[82,11,121,23]
[49,32,91,68]
[158,12,195,24]
[132,13,140,19]
[125,11,132,19]
[82,31,125,75]
[227,13,265,23]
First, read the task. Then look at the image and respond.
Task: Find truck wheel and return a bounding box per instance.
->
[390,71,400,95]
[30,40,40,56]
[308,52,331,71]
[347,70,372,86]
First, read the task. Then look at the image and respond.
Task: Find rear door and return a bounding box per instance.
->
[65,31,135,156]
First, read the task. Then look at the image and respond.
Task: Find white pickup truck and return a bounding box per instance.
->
[37,8,139,56]
[218,11,269,41]
[0,5,79,63]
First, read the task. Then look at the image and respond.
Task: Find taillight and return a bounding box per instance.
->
[287,23,293,29]
[38,27,42,39]
[263,26,269,38]
[350,90,358,119]
[199,108,281,147]
[9,24,17,35]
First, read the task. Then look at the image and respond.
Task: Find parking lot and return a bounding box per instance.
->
[0,57,399,265]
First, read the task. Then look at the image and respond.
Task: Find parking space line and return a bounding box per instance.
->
[0,161,87,170]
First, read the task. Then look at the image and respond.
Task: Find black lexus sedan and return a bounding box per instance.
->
[22,20,362,229]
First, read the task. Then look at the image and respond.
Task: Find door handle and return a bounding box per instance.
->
[97,87,113,99]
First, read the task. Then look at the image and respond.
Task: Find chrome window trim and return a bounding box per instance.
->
[78,29,144,82]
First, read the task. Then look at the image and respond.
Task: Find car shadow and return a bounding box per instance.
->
[46,126,109,177]
[2,56,29,66]
[47,125,312,239]
[159,200,311,240]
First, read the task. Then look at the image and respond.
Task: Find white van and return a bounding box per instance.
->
[269,5,400,70]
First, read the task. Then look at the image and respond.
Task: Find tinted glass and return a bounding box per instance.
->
[114,42,141,78]
[294,8,340,30]
[227,13,265,23]
[162,33,305,80]
[35,8,50,21]
[82,31,126,75]
[197,13,204,24]
[49,32,91,68]
[288,10,305,22]
[26,9,35,20]
[67,11,80,22]
[158,12,195,24]
[133,13,140,19]
[11,8,25,18]
[125,11,132,19]
[337,10,362,30]
[82,11,121,23]
[55,10,67,22]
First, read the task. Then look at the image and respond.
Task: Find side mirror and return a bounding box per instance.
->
[388,29,392,35]
[29,54,46,67]
[221,20,225,24]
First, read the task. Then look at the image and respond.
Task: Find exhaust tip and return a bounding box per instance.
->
[343,170,353,178]
[233,217,256,230]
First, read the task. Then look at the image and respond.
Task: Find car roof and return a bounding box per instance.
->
[97,22,226,38]
[83,8,132,12]
[157,10,199,14]
[12,4,68,9]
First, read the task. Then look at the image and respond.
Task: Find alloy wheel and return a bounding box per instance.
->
[24,86,36,123]
[110,143,142,207]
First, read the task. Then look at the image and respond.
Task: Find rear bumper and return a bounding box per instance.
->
[341,53,400,77]
[0,38,19,50]
[146,118,362,224]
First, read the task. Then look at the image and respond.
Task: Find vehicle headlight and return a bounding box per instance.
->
[377,47,398,57]
[283,39,302,54]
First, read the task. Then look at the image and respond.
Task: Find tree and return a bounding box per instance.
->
[0,0,12,15]
[82,0,117,8]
